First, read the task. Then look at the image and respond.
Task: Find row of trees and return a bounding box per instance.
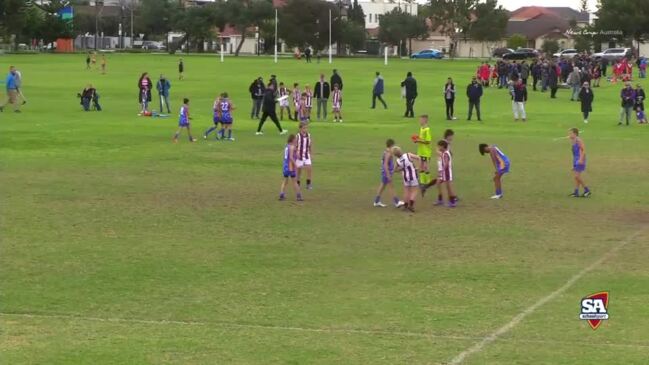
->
[2,0,649,56]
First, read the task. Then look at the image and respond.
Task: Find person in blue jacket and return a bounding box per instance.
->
[156,74,172,114]
[371,71,387,109]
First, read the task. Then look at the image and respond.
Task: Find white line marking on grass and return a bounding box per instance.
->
[2,311,649,351]
[448,228,647,365]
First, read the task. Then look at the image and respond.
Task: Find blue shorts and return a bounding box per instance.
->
[283,170,296,178]
[213,116,221,124]
[221,115,233,125]
[381,172,393,184]
[179,121,189,127]
[573,163,586,172]
[497,164,510,175]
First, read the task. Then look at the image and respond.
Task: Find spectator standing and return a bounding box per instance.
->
[466,76,483,121]
[1,66,20,113]
[156,74,172,114]
[619,82,636,126]
[331,69,343,90]
[257,84,288,135]
[634,83,645,111]
[600,58,608,77]
[178,58,184,80]
[512,79,528,121]
[531,60,541,91]
[520,61,530,86]
[443,77,456,120]
[304,48,312,63]
[579,82,594,124]
[402,72,417,118]
[371,72,387,109]
[249,77,265,119]
[549,62,559,98]
[14,68,27,104]
[568,67,581,101]
[138,72,153,114]
[314,74,330,120]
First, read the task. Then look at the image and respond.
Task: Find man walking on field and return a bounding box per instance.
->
[1,66,21,113]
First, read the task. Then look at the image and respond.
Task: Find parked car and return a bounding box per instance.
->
[502,48,539,60]
[553,48,578,58]
[410,49,444,59]
[493,47,514,58]
[593,48,632,61]
[142,41,166,51]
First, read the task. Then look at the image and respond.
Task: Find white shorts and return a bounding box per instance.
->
[279,99,289,108]
[296,158,312,168]
[403,179,419,187]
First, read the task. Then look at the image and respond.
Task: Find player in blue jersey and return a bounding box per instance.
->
[204,94,223,140]
[373,139,404,208]
[568,128,591,197]
[479,143,510,199]
[280,134,303,201]
[219,92,236,141]
[173,98,196,143]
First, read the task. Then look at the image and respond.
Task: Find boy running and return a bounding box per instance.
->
[413,115,432,188]
[332,83,343,123]
[393,146,421,212]
[374,139,404,208]
[296,122,313,189]
[280,134,303,201]
[204,95,223,140]
[568,128,591,197]
[479,143,510,199]
[173,98,196,143]
[100,55,107,74]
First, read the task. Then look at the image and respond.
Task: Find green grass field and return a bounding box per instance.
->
[1,53,648,365]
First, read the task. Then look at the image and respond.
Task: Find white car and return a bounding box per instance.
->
[593,48,632,61]
[553,49,578,58]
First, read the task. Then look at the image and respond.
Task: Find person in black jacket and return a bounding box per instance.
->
[249,77,265,119]
[511,79,528,121]
[401,72,417,118]
[314,74,330,120]
[443,77,456,120]
[549,62,559,98]
[79,84,101,111]
[331,69,343,90]
[256,84,287,135]
[466,76,483,121]
[579,82,594,124]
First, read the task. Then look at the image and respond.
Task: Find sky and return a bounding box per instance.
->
[412,0,599,12]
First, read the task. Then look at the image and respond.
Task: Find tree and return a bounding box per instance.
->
[222,0,273,56]
[279,0,341,52]
[339,20,365,52]
[348,0,365,28]
[377,8,427,56]
[579,0,589,13]
[138,0,176,38]
[596,0,649,54]
[541,39,559,55]
[175,5,217,52]
[467,0,508,45]
[423,0,475,57]
[507,33,527,49]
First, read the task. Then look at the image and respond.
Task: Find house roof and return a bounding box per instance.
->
[506,13,570,39]
[510,6,588,23]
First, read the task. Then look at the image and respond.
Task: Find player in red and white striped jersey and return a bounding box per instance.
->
[332,83,343,123]
[296,122,313,190]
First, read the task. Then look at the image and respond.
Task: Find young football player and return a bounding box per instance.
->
[278,82,292,121]
[568,128,591,197]
[296,122,313,190]
[292,83,301,121]
[437,140,458,207]
[304,84,313,121]
[298,93,309,123]
[374,139,404,208]
[280,134,303,201]
[219,92,235,141]
[173,98,196,143]
[422,129,455,204]
[393,146,421,212]
[204,94,223,140]
[414,115,432,187]
[479,143,510,199]
[332,83,343,123]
